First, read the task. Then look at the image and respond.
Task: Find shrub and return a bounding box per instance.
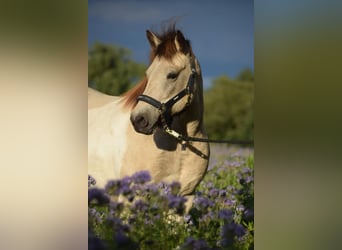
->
[204,75,254,141]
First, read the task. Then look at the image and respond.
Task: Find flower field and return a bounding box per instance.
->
[88,145,254,250]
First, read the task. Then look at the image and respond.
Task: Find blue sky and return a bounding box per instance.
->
[88,0,254,88]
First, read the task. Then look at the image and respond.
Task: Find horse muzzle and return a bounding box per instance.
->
[130,112,157,135]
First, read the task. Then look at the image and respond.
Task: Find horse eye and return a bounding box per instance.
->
[167,72,179,80]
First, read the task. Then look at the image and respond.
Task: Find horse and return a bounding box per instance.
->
[88,25,210,202]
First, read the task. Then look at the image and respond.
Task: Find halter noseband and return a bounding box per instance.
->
[137,67,196,122]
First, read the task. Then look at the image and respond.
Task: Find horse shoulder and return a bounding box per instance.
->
[88,99,130,188]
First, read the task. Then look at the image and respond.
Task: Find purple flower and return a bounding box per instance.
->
[88,175,96,187]
[88,208,103,223]
[223,160,242,167]
[218,209,233,221]
[234,224,246,237]
[109,201,124,213]
[107,217,126,230]
[88,188,110,205]
[121,176,132,186]
[142,183,160,196]
[219,190,227,197]
[181,237,210,250]
[201,211,215,221]
[241,167,251,174]
[224,199,236,206]
[184,214,193,225]
[120,185,132,196]
[169,181,181,195]
[220,222,246,247]
[243,208,254,221]
[208,188,219,199]
[220,223,235,247]
[88,229,105,250]
[132,199,148,212]
[167,194,186,214]
[245,176,254,183]
[114,229,138,249]
[132,171,151,184]
[105,178,132,196]
[194,197,214,211]
[105,179,121,196]
[156,182,170,195]
[232,150,242,157]
[206,181,214,189]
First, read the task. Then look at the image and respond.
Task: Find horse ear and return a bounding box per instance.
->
[146,30,161,49]
[175,30,186,52]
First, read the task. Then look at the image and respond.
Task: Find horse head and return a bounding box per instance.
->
[130,29,199,135]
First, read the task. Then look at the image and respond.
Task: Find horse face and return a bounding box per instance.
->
[130,54,193,135]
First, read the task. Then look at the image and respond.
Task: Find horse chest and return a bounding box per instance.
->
[88,106,130,187]
[120,135,191,183]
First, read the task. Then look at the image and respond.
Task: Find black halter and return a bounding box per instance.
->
[137,67,196,126]
[136,65,253,153]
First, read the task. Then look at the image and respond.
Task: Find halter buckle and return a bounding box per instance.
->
[164,126,187,151]
[159,103,167,114]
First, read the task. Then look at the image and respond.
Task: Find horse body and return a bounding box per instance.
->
[88,25,210,196]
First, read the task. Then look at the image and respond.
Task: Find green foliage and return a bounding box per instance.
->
[204,73,254,141]
[88,43,146,96]
[236,68,254,82]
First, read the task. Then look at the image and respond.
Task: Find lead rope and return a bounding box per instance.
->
[160,114,253,152]
[163,125,253,146]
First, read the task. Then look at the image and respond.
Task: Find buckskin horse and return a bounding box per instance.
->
[88,24,210,202]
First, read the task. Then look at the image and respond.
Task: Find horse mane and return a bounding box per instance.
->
[121,77,147,109]
[122,23,193,109]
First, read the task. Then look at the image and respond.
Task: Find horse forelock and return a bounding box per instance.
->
[150,26,193,61]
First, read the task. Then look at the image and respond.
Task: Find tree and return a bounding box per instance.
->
[88,43,146,96]
[204,75,254,141]
[236,68,254,82]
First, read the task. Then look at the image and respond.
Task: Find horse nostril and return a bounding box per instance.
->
[134,115,148,128]
[130,113,155,135]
